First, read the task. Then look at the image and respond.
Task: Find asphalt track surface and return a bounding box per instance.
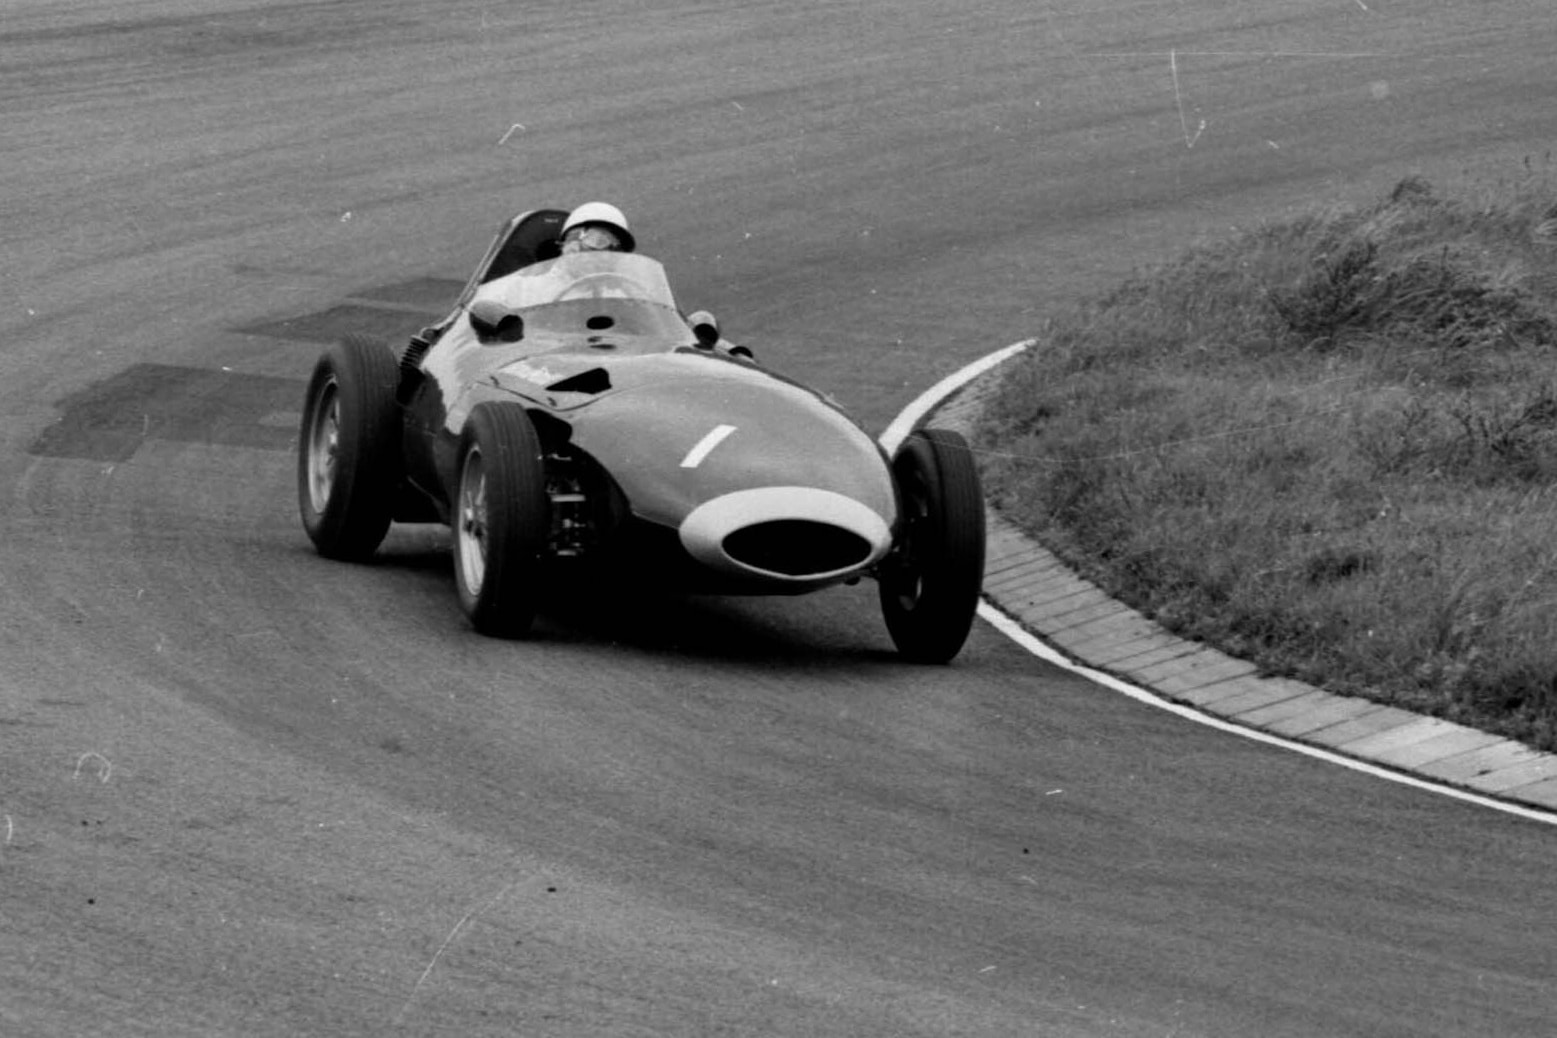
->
[3,2,1555,1035]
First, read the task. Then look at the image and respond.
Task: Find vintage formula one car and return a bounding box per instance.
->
[297,208,985,662]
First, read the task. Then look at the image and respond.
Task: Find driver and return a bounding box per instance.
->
[399,202,754,400]
[558,202,637,254]
[556,204,753,359]
[402,202,636,374]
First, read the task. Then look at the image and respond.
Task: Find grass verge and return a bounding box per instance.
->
[977,161,1557,749]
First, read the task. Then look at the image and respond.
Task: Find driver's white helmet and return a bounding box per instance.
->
[560,201,636,253]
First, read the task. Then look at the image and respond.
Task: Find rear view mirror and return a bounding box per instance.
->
[469,299,524,343]
[686,310,720,349]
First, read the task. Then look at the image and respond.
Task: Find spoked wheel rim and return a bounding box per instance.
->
[305,377,341,515]
[457,447,490,596]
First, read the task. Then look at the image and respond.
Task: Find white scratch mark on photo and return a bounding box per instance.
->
[1169,50,1207,149]
[394,878,524,1026]
[74,752,112,784]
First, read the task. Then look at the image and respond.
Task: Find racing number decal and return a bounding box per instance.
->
[680,424,737,469]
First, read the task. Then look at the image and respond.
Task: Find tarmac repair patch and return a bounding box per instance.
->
[32,278,457,461]
[236,303,434,345]
[236,278,456,344]
[29,364,303,463]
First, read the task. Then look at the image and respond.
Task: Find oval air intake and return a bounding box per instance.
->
[721,520,873,577]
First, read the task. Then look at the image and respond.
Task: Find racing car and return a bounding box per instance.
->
[296,208,985,662]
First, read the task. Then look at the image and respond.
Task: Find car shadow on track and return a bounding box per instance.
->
[541,584,896,667]
[364,532,900,668]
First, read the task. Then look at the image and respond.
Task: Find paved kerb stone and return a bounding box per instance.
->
[1176,675,1268,709]
[1416,741,1549,785]
[1464,754,1557,795]
[1303,706,1422,748]
[1265,697,1383,738]
[1213,678,1316,718]
[1371,728,1506,770]
[1340,717,1465,758]
[1505,776,1557,811]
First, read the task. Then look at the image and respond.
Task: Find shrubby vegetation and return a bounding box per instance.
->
[978,161,1557,748]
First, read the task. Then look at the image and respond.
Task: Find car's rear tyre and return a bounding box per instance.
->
[879,428,986,663]
[453,403,550,637]
[297,334,401,560]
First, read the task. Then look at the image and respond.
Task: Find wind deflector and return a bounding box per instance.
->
[546,368,612,394]
[482,209,568,282]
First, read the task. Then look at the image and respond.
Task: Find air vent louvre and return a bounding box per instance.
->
[546,368,612,394]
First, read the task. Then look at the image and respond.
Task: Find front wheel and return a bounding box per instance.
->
[297,334,401,560]
[453,403,550,637]
[878,428,986,663]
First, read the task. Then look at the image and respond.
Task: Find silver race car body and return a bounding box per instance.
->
[298,209,984,660]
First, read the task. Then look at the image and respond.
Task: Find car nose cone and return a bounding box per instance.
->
[679,486,891,582]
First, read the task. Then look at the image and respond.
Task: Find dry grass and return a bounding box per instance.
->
[978,160,1557,748]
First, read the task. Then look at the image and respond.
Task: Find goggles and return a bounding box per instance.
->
[562,226,623,252]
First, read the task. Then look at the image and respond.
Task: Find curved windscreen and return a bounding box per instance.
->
[471,252,689,345]
[475,251,679,311]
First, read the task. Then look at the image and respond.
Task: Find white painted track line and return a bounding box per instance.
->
[878,339,1033,455]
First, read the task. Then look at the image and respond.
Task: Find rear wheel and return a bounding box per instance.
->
[453,403,550,637]
[879,428,986,663]
[297,334,401,560]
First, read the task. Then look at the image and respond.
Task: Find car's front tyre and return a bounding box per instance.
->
[878,428,986,663]
[453,402,550,637]
[297,334,401,560]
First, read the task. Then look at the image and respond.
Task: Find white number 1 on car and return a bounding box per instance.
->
[679,424,737,469]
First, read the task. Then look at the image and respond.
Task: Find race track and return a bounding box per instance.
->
[3,2,1556,1035]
